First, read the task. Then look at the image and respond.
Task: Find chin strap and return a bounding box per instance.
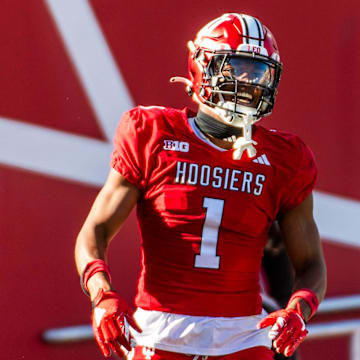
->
[232,116,258,160]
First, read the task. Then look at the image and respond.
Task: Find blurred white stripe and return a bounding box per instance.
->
[45,0,134,140]
[0,116,111,186]
[314,191,360,248]
[42,324,93,343]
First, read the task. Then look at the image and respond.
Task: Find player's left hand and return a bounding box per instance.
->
[257,307,307,357]
[91,288,142,358]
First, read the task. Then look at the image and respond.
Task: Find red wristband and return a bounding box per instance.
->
[287,288,319,321]
[80,260,112,297]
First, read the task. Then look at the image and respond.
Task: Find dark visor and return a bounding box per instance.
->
[211,55,275,87]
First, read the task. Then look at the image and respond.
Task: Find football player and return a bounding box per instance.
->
[75,13,327,360]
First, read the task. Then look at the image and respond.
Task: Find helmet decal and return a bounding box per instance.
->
[233,14,265,46]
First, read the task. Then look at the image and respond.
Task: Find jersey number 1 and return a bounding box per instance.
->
[194,197,224,269]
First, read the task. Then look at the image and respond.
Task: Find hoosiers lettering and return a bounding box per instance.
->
[174,161,265,195]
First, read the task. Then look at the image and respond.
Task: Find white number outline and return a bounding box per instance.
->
[194,197,225,269]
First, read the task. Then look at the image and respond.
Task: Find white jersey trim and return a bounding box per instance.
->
[132,308,271,356]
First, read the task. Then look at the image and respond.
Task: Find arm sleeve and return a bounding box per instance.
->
[110,108,147,190]
[279,139,317,214]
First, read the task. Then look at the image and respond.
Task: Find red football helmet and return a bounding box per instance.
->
[186,13,282,122]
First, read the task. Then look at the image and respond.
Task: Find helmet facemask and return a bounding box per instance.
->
[203,52,280,125]
[196,51,281,159]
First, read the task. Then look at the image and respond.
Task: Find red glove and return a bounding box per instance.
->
[91,289,142,358]
[257,305,307,357]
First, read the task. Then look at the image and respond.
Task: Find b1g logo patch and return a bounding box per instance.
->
[163,139,189,152]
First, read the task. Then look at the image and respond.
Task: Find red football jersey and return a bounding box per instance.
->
[111,106,317,317]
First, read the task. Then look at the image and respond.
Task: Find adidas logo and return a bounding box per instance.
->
[253,154,271,166]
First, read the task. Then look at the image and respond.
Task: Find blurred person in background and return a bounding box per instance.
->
[75,13,326,360]
[262,222,298,360]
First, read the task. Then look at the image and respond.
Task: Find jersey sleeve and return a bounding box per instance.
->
[110,108,148,190]
[279,139,317,214]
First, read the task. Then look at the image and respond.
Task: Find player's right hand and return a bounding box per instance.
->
[91,288,142,357]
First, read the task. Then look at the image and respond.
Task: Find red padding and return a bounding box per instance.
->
[80,259,112,296]
[287,288,319,320]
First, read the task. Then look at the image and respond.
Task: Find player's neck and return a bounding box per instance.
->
[196,105,243,150]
